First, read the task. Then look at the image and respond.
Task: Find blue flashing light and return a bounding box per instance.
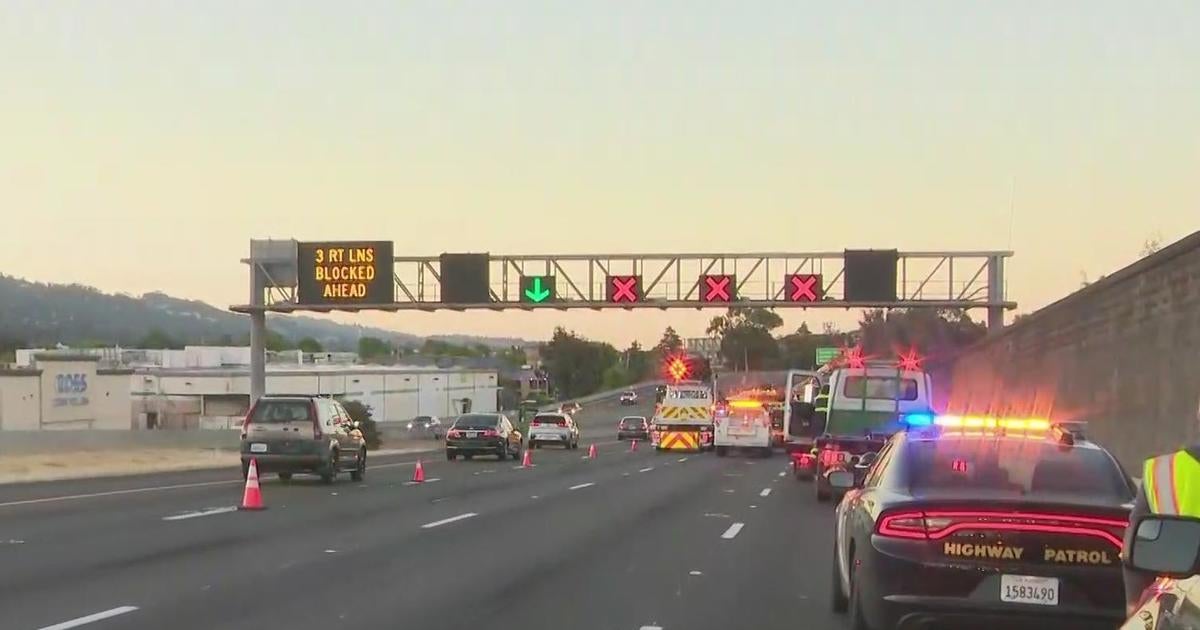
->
[902,413,935,427]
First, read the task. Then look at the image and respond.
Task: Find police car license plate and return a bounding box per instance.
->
[250,443,268,453]
[1000,575,1058,606]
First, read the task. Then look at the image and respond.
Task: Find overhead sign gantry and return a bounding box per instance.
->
[233,240,1014,401]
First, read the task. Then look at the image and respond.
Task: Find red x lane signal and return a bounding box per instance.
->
[607,275,642,303]
[701,274,735,302]
[786,274,823,302]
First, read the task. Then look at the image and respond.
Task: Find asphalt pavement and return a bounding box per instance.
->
[0,398,847,630]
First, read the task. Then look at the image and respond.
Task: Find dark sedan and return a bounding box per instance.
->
[831,422,1132,630]
[617,416,649,441]
[445,413,522,461]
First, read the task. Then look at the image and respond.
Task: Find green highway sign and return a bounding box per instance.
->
[815,346,840,365]
[520,275,555,304]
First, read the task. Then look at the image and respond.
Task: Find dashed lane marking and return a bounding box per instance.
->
[421,512,478,529]
[569,482,595,491]
[0,480,237,509]
[759,488,772,497]
[639,467,654,473]
[36,606,139,630]
[721,523,745,539]
[162,506,238,521]
[778,471,786,478]
[677,457,688,462]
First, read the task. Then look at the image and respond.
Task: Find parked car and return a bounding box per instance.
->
[240,395,367,483]
[406,415,444,439]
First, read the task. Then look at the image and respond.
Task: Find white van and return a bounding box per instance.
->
[712,399,772,457]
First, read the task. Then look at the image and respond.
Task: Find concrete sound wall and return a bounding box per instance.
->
[945,231,1200,469]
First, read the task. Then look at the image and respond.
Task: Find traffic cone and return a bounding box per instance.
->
[238,458,265,511]
[411,459,426,483]
[588,443,597,459]
[521,449,533,468]
[630,439,638,452]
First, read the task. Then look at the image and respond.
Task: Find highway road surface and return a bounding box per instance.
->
[0,398,844,630]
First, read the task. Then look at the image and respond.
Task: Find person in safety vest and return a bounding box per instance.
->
[1123,403,1200,613]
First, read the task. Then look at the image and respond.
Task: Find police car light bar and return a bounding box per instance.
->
[901,414,1051,432]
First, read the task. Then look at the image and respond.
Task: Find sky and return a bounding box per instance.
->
[2,1,1197,347]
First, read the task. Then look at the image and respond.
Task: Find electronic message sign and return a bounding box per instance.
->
[297,241,394,305]
[785,273,823,302]
[700,274,736,302]
[606,275,642,303]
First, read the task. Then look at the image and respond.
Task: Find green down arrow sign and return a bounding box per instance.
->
[521,275,554,303]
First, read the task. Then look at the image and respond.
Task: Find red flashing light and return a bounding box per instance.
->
[951,459,968,473]
[897,348,924,371]
[844,346,866,369]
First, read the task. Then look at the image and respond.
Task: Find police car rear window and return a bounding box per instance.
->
[906,439,1131,501]
[842,376,918,401]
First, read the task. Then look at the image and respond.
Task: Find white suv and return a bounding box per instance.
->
[528,412,580,449]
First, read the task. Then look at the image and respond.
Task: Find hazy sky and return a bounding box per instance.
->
[2,1,1196,346]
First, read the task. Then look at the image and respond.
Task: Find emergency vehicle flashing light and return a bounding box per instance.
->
[728,399,765,409]
[902,413,1052,432]
[665,356,690,382]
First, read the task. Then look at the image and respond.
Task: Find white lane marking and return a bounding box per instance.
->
[569,482,595,491]
[371,458,429,470]
[324,549,337,554]
[704,512,731,518]
[750,504,758,509]
[403,478,441,486]
[421,512,478,529]
[723,489,735,493]
[778,471,786,478]
[639,626,664,630]
[37,606,139,630]
[689,570,703,576]
[0,480,237,509]
[2,539,26,545]
[759,488,772,497]
[721,522,745,539]
[639,467,654,473]
[162,506,238,521]
[677,457,688,462]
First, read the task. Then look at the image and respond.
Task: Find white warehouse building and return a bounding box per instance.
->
[1,347,498,431]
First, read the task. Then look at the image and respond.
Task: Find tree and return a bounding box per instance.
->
[297,337,324,353]
[1140,234,1163,258]
[340,399,381,450]
[138,328,179,349]
[856,308,986,361]
[264,329,294,352]
[654,326,683,355]
[624,340,652,382]
[706,307,784,369]
[541,327,620,398]
[497,345,528,368]
[357,336,392,361]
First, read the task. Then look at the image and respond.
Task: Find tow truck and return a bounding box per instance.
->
[802,349,935,502]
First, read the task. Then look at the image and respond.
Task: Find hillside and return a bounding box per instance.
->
[0,275,525,352]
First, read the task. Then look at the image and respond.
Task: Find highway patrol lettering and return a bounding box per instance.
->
[943,542,1024,560]
[1043,548,1114,565]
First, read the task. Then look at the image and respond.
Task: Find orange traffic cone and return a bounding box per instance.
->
[412,459,426,483]
[630,439,638,452]
[588,443,597,459]
[238,458,265,511]
[521,449,533,468]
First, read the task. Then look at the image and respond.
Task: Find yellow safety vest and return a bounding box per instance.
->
[1143,450,1200,516]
